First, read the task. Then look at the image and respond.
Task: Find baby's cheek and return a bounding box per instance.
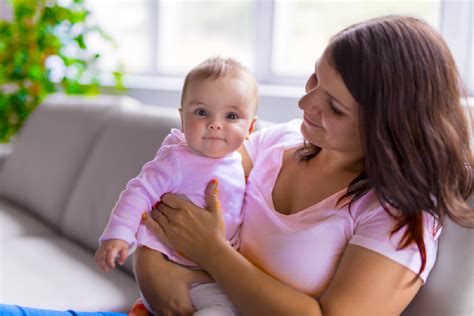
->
[229,128,247,148]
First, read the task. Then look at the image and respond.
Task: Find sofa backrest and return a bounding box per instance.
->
[61,104,180,273]
[0,95,139,229]
[402,197,474,316]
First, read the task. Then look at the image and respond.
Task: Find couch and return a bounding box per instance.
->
[0,94,472,315]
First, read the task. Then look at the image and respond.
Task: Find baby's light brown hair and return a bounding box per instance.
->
[180,57,259,114]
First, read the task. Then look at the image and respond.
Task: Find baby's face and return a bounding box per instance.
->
[180,76,257,158]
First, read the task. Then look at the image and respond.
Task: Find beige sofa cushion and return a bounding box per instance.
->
[0,95,138,229]
[1,236,137,311]
[61,105,180,272]
[0,199,53,241]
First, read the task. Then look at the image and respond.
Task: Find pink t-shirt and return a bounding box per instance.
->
[100,129,245,266]
[241,120,440,296]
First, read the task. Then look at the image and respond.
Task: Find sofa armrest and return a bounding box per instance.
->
[0,144,13,171]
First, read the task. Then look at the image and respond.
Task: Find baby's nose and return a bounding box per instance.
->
[208,121,223,130]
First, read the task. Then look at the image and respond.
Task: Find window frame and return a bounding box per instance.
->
[97,0,473,122]
[112,0,472,93]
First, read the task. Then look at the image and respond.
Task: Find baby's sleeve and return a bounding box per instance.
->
[349,202,441,283]
[244,119,303,162]
[99,147,181,249]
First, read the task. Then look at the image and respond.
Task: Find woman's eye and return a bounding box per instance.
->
[195,108,207,117]
[226,112,239,120]
[329,100,343,115]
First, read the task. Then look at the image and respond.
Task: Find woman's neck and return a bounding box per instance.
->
[313,148,364,175]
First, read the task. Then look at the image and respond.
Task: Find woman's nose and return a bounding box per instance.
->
[298,91,321,113]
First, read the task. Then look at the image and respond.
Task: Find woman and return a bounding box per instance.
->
[137,15,473,315]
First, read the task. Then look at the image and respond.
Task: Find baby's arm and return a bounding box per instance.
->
[99,148,180,248]
[95,239,129,272]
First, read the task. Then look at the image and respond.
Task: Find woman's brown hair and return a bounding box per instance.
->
[298,15,473,275]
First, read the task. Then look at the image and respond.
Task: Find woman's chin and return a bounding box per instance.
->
[300,123,322,146]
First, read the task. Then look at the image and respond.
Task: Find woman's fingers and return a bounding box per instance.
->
[204,179,226,234]
[205,179,221,214]
[161,193,189,209]
[142,212,168,242]
[158,202,189,226]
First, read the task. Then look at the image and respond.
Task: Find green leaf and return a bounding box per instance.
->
[0,0,123,143]
[27,64,43,81]
[74,34,86,49]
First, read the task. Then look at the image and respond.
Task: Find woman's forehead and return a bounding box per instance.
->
[315,54,359,112]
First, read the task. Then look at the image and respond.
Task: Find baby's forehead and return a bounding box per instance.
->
[191,71,252,86]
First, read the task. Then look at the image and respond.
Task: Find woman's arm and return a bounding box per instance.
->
[142,181,423,316]
[133,246,212,315]
[319,245,422,315]
[142,181,320,315]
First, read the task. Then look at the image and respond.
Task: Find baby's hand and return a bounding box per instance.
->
[95,239,129,272]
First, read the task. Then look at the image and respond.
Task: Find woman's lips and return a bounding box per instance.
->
[303,113,322,128]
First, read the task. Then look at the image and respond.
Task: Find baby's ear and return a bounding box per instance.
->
[248,117,258,134]
[178,108,184,131]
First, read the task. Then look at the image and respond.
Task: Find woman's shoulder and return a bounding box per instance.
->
[348,190,441,283]
[244,119,303,162]
[349,190,440,235]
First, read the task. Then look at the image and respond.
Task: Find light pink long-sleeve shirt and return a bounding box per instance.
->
[100,129,245,266]
[240,120,440,296]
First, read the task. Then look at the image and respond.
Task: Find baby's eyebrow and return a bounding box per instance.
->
[187,101,206,107]
[226,105,244,112]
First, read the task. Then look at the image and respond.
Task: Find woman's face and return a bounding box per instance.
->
[299,52,363,158]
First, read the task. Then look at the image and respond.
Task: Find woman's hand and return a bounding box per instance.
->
[133,247,212,316]
[141,179,227,266]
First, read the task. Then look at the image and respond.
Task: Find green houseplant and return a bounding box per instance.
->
[0,0,123,143]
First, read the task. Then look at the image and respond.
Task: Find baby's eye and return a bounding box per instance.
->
[226,112,239,120]
[194,108,208,117]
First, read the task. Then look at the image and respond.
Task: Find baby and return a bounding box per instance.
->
[95,57,258,315]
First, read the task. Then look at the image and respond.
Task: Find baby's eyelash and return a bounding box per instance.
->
[194,108,208,116]
[226,112,239,120]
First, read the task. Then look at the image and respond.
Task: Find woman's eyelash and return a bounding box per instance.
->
[329,99,343,115]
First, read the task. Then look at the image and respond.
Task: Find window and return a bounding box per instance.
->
[86,0,470,84]
[271,1,441,79]
[156,1,256,75]
[85,0,473,120]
